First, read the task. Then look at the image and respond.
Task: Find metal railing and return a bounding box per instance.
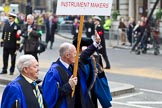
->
[57,23,73,33]
[57,24,121,46]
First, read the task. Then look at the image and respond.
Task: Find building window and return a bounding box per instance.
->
[143,0,148,17]
[35,0,40,6]
[53,0,57,13]
[117,0,119,10]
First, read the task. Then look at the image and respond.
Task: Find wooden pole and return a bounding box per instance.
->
[72,15,84,97]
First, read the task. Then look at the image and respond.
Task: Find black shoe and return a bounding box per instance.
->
[0,70,7,74]
[122,43,125,45]
[50,43,53,49]
[10,72,14,75]
[131,48,135,52]
[104,66,110,69]
[135,50,141,55]
[50,45,53,49]
[142,49,147,54]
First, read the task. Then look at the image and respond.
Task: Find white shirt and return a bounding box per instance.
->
[60,58,69,69]
[10,22,14,26]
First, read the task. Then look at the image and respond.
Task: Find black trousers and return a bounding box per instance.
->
[98,47,111,69]
[132,34,142,51]
[90,89,98,108]
[3,47,17,73]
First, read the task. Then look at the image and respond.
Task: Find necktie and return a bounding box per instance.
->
[33,82,44,108]
[68,65,73,72]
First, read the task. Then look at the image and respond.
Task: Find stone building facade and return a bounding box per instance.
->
[4,0,161,19]
[112,0,162,21]
[111,0,162,37]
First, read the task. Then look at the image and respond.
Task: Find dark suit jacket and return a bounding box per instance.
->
[2,21,20,49]
[21,23,40,53]
[71,23,79,39]
[84,22,95,38]
[45,20,57,43]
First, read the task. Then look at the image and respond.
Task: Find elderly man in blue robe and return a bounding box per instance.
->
[42,33,101,108]
[1,55,47,108]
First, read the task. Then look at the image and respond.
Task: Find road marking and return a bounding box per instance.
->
[0,84,5,88]
[140,88,162,94]
[113,92,143,100]
[127,101,162,104]
[112,101,155,108]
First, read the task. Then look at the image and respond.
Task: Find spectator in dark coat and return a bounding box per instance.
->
[21,14,40,61]
[84,17,95,38]
[93,16,111,69]
[127,17,136,45]
[45,15,57,49]
[71,18,79,39]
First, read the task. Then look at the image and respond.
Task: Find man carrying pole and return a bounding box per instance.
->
[42,30,101,108]
[42,0,113,108]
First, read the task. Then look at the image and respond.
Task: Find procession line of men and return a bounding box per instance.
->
[0,13,112,108]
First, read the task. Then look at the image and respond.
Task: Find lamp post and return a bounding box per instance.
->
[26,0,32,15]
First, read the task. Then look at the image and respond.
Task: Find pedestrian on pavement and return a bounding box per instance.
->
[20,14,41,61]
[42,34,101,108]
[103,16,111,39]
[84,17,95,38]
[127,17,136,46]
[71,17,79,39]
[1,55,47,108]
[45,15,57,49]
[0,13,21,75]
[118,17,127,45]
[93,16,111,69]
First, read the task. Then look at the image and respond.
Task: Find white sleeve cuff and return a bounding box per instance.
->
[93,41,100,48]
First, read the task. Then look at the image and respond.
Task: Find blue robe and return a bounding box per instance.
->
[42,44,97,108]
[42,61,73,108]
[88,55,112,108]
[1,75,47,108]
[1,76,27,108]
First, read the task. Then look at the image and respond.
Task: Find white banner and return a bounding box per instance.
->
[56,0,113,16]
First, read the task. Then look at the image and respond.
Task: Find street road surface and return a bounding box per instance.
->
[0,33,162,108]
[107,73,162,108]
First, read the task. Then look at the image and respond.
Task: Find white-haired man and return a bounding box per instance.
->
[20,14,41,61]
[1,55,47,108]
[42,33,101,108]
